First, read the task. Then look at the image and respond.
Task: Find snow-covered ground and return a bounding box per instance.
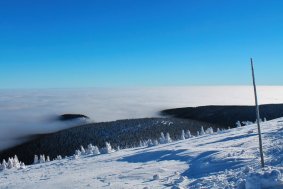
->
[1,118,283,188]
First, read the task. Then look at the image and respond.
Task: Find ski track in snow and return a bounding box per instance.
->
[1,118,283,188]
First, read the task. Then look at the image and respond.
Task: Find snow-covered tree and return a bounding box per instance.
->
[153,139,159,146]
[165,133,172,143]
[87,144,95,154]
[46,156,50,162]
[0,160,6,171]
[159,132,166,144]
[139,140,145,147]
[13,155,20,168]
[206,127,214,134]
[181,130,186,140]
[75,150,81,156]
[20,162,26,169]
[93,146,100,155]
[39,155,46,163]
[147,139,154,147]
[186,130,192,138]
[217,128,221,133]
[200,126,205,135]
[80,146,86,155]
[34,155,39,164]
[197,131,200,136]
[7,158,13,169]
[236,121,241,128]
[101,142,112,154]
[264,117,267,122]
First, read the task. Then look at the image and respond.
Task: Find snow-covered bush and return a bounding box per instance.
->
[46,156,50,162]
[56,155,62,160]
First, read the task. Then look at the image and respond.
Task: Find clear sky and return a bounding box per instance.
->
[0,0,283,88]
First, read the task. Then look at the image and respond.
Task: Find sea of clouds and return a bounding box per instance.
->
[1,86,283,150]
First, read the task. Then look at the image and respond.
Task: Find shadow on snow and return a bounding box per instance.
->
[119,149,246,179]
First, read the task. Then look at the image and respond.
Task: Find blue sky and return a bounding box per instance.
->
[0,0,283,88]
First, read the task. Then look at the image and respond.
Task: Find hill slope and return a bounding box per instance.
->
[1,118,283,188]
[161,104,283,127]
[0,118,218,165]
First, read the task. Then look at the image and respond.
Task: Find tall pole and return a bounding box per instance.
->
[251,58,265,168]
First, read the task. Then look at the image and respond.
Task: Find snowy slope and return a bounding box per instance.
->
[1,118,283,189]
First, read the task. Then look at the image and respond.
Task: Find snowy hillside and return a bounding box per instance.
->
[1,118,283,189]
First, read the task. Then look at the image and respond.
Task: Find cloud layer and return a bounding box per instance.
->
[1,86,283,150]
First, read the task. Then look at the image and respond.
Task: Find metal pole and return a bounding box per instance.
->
[251,58,265,168]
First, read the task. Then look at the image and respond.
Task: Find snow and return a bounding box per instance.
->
[1,118,283,188]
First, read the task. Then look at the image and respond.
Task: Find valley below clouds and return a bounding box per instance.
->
[1,86,283,150]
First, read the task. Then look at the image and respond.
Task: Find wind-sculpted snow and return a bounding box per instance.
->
[1,86,283,150]
[1,118,283,188]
